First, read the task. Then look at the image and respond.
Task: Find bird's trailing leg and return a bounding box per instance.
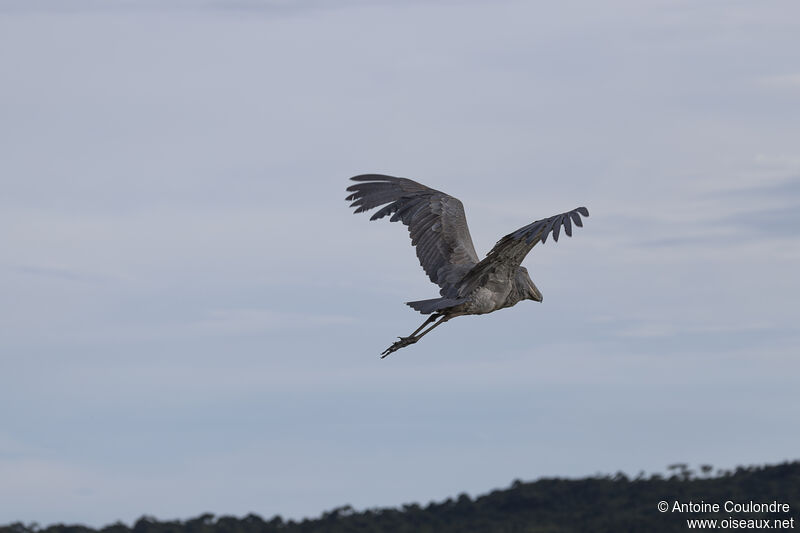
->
[381,313,451,358]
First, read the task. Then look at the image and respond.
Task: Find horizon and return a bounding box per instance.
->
[5,459,797,528]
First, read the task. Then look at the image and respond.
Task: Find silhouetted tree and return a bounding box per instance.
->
[3,461,799,533]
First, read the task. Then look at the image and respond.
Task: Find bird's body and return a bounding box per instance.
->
[346,174,588,357]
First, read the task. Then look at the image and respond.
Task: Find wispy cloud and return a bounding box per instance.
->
[629,171,800,248]
[11,264,114,284]
[613,319,777,339]
[758,73,800,90]
[193,308,356,334]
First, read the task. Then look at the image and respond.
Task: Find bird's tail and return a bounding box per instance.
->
[406,297,467,314]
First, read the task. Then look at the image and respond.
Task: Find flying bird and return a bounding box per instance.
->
[346,174,589,358]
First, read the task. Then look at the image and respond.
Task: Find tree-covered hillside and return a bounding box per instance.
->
[4,461,799,533]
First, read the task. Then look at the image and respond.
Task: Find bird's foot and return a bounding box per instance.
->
[380,336,418,358]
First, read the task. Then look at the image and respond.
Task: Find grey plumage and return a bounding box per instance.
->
[346,174,588,357]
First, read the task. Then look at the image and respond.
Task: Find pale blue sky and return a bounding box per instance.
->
[1,0,799,527]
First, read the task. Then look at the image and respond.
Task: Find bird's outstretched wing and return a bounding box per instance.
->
[456,207,589,298]
[346,174,480,297]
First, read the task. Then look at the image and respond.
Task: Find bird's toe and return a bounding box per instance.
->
[380,336,418,358]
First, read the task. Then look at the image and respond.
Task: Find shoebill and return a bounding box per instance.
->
[346,174,589,358]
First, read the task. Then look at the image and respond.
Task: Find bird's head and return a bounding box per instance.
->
[517,266,543,302]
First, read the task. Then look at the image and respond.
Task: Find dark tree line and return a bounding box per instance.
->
[4,461,799,533]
